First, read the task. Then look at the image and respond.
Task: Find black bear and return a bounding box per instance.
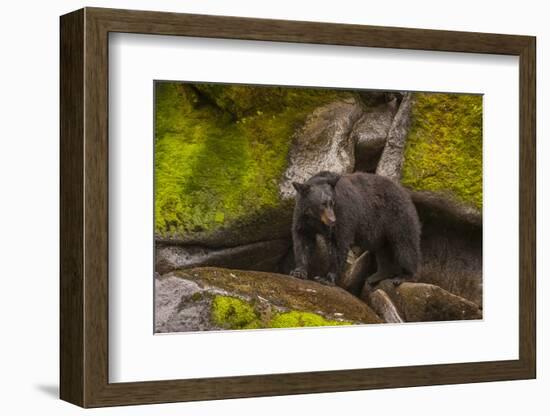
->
[290,171,421,289]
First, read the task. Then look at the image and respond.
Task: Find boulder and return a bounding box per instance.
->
[368,289,404,323]
[337,250,372,296]
[155,267,382,333]
[376,92,413,180]
[279,97,364,199]
[352,101,398,172]
[376,280,482,322]
[156,239,290,275]
[156,203,294,249]
[155,277,216,332]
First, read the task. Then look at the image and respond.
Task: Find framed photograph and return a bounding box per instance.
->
[60,7,536,408]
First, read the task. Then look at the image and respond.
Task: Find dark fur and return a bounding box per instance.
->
[291,171,421,288]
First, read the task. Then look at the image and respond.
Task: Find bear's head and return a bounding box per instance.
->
[293,172,340,227]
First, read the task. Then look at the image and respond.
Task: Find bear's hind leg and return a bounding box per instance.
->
[392,236,420,280]
[366,246,401,285]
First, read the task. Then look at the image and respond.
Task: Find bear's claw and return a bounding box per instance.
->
[313,275,336,286]
[290,269,308,280]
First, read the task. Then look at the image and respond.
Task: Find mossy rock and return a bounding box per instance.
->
[155,239,290,275]
[401,93,483,210]
[155,267,382,333]
[269,310,350,328]
[155,82,355,245]
[211,296,262,330]
[155,86,483,246]
[210,296,349,330]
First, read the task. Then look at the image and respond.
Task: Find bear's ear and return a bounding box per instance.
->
[326,174,341,187]
[292,182,310,195]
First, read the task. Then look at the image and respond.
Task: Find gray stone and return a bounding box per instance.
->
[368,289,404,323]
[338,250,372,296]
[155,275,222,333]
[156,239,290,275]
[279,97,365,199]
[376,92,413,180]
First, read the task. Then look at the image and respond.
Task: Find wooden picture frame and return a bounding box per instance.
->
[60,7,536,408]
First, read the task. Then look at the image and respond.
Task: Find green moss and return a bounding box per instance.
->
[154,82,350,236]
[211,296,261,330]
[270,311,351,328]
[210,295,352,330]
[190,292,203,302]
[401,93,483,209]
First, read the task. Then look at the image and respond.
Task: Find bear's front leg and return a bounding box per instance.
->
[325,226,353,286]
[323,244,349,287]
[290,231,315,280]
[311,235,337,286]
[326,249,347,286]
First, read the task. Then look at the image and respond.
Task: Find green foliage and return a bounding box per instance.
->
[154,82,349,236]
[270,311,351,328]
[401,93,483,209]
[211,296,261,330]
